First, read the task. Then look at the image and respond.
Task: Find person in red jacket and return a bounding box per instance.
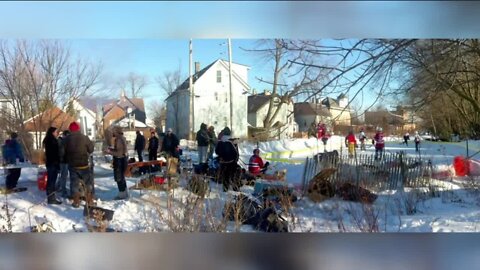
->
[345,131,357,158]
[374,127,385,160]
[248,148,270,176]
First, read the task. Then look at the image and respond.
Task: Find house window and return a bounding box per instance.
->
[215,92,218,101]
[224,117,228,127]
[216,70,222,83]
[225,93,228,103]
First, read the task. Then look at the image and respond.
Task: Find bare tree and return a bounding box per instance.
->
[155,66,183,97]
[147,100,166,131]
[117,72,148,97]
[0,40,103,152]
[156,62,184,134]
[243,39,328,138]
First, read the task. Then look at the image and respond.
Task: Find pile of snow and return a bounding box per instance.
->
[2,138,480,232]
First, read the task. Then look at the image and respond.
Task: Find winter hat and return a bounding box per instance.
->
[222,127,231,136]
[69,121,80,132]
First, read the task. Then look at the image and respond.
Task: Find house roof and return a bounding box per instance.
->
[167,59,250,100]
[102,94,145,115]
[77,97,100,113]
[248,95,271,113]
[113,116,149,128]
[294,102,331,117]
[174,61,216,93]
[24,107,76,132]
[321,97,339,108]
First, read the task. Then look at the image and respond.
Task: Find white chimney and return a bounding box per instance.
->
[195,62,200,73]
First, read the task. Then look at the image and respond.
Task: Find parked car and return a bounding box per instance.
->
[420,132,439,141]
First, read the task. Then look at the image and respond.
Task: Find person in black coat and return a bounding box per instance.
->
[161,128,180,158]
[215,127,240,192]
[148,131,159,161]
[134,130,146,162]
[43,127,62,204]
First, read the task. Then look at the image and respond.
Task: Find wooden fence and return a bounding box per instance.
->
[301,151,433,194]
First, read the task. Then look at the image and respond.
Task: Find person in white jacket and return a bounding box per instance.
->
[414,131,422,152]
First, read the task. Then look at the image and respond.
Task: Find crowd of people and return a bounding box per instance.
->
[310,122,423,160]
[2,118,427,207]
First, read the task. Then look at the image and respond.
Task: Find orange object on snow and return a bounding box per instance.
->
[37,169,48,191]
[453,156,469,176]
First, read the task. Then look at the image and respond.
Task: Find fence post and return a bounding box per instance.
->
[398,151,406,191]
[301,157,310,197]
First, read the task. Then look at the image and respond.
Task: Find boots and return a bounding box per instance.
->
[114,191,129,200]
[71,193,81,208]
[47,194,62,205]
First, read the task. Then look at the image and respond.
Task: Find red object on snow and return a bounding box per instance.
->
[37,170,48,191]
[153,175,165,184]
[453,156,469,176]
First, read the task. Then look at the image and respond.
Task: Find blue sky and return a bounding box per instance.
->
[68,39,276,101]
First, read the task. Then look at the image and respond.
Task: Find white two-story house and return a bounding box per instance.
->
[165,59,250,139]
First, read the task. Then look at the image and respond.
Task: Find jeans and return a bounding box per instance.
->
[69,166,94,196]
[207,144,215,160]
[46,165,59,197]
[113,157,127,192]
[5,168,21,189]
[198,146,208,164]
[375,148,384,160]
[56,163,70,197]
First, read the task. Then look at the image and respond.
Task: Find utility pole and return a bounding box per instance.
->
[189,39,195,140]
[228,38,233,132]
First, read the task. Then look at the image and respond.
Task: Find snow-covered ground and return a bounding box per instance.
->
[2,136,480,232]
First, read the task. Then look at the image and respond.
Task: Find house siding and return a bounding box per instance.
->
[249,99,295,139]
[167,60,249,139]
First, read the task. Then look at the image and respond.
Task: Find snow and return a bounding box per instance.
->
[2,136,480,232]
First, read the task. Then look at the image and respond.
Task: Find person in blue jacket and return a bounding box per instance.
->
[2,132,25,190]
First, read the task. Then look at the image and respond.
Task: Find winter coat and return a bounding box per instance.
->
[196,123,210,147]
[374,132,385,150]
[58,136,67,163]
[134,134,146,151]
[43,135,60,166]
[111,135,128,158]
[64,131,94,168]
[358,131,366,142]
[215,136,239,163]
[2,138,24,164]
[162,133,179,154]
[414,135,421,143]
[148,136,159,152]
[345,133,357,144]
[248,154,265,175]
[207,129,217,146]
